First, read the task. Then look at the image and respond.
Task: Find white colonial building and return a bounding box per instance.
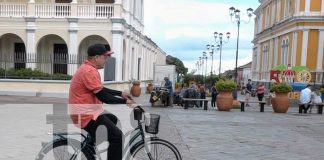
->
[0,0,166,96]
[0,0,166,81]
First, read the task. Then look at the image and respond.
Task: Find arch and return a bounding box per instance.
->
[78,35,109,58]
[78,35,114,81]
[0,33,26,70]
[36,34,68,74]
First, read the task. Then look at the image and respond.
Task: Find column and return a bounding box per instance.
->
[256,45,261,73]
[301,29,309,65]
[268,39,273,70]
[70,0,78,17]
[291,31,298,66]
[305,0,310,13]
[322,0,324,14]
[27,0,35,17]
[67,18,78,76]
[316,29,324,70]
[274,37,278,65]
[295,0,300,15]
[111,18,125,82]
[25,17,36,69]
[276,0,280,22]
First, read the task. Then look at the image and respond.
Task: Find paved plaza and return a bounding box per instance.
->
[0,93,324,160]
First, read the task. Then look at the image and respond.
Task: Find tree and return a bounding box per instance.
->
[166,55,188,81]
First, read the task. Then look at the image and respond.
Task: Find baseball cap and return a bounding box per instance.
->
[87,43,113,57]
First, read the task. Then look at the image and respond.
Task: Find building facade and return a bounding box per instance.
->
[0,0,166,82]
[252,0,324,83]
[237,62,252,88]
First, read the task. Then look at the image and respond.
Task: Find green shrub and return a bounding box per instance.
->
[0,68,71,80]
[215,79,237,91]
[271,83,293,93]
[320,88,324,94]
[0,68,5,76]
[52,73,72,80]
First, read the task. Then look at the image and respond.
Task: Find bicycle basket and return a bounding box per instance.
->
[144,113,160,134]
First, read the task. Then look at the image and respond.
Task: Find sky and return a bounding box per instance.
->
[144,0,260,74]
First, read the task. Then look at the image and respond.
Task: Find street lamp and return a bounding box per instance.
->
[196,60,200,75]
[229,6,253,99]
[213,32,230,77]
[207,44,214,75]
[202,52,208,84]
[199,56,203,77]
[229,7,253,83]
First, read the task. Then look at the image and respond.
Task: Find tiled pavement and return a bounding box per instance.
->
[1,92,324,160]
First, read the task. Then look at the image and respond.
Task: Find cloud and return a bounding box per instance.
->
[144,0,259,73]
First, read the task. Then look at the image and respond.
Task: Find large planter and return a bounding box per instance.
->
[146,83,154,93]
[272,92,289,113]
[216,91,233,111]
[131,83,141,97]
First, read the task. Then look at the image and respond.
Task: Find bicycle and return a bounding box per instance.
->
[35,106,182,160]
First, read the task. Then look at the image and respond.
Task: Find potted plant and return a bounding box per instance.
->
[215,80,237,111]
[271,82,293,113]
[175,82,182,93]
[146,80,154,94]
[320,88,324,101]
[130,80,141,97]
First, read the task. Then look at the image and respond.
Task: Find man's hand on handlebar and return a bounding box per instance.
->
[121,92,131,100]
[122,92,140,108]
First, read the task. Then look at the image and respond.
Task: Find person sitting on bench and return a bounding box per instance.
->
[299,84,312,113]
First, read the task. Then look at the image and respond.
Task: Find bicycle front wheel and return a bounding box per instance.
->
[131,138,182,160]
[36,139,94,160]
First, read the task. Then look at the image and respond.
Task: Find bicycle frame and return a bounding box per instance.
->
[36,106,157,160]
[91,118,155,160]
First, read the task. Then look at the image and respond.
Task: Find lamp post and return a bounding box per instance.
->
[196,61,200,75]
[207,44,214,75]
[229,6,253,99]
[202,52,208,84]
[199,56,203,77]
[213,32,230,78]
[229,7,253,83]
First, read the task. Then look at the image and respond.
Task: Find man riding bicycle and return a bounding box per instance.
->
[69,43,135,160]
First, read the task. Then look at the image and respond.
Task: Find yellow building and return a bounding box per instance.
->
[252,0,324,83]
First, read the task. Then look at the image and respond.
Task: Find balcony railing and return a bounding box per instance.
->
[0,3,27,17]
[0,3,114,19]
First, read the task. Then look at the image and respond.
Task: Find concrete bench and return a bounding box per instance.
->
[238,100,267,112]
[315,103,324,114]
[182,98,209,110]
[299,103,324,114]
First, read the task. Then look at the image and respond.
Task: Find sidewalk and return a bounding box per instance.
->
[1,93,324,160]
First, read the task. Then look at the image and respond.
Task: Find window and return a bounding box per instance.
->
[253,49,257,71]
[281,39,289,66]
[266,7,270,28]
[14,43,26,70]
[285,0,291,18]
[262,46,268,71]
[53,44,68,74]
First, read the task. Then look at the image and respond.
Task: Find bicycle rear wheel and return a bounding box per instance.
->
[36,139,94,160]
[131,138,182,160]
